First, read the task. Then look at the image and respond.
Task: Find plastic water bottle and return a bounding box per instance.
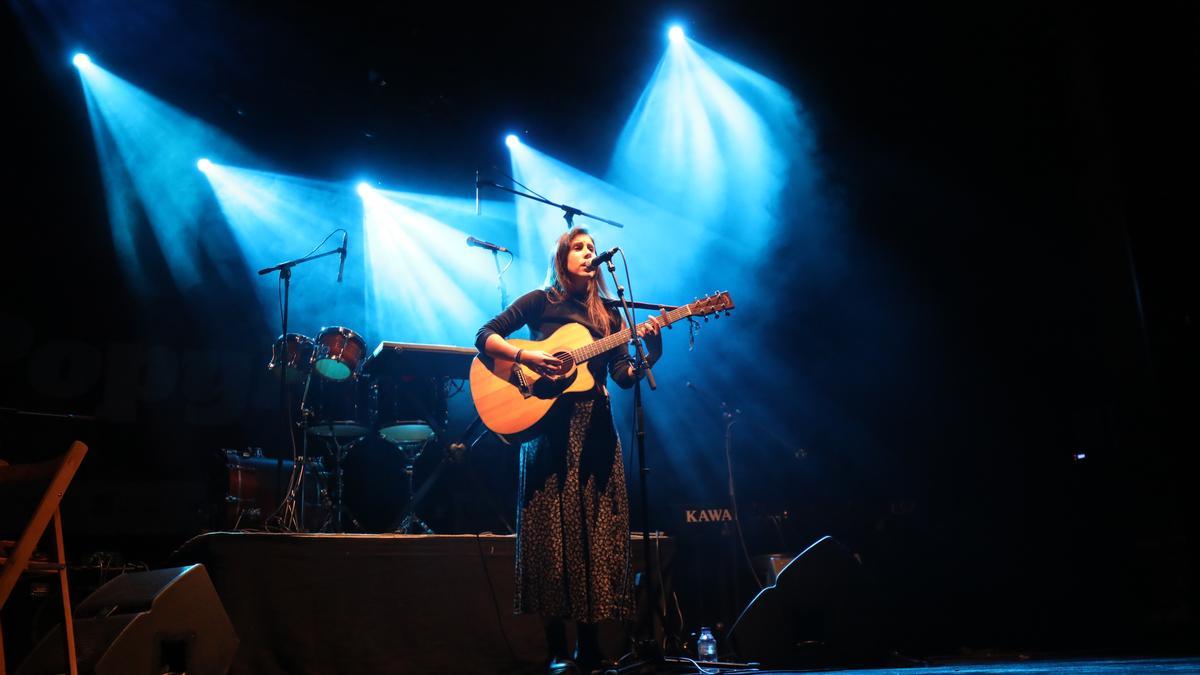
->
[697,627,717,661]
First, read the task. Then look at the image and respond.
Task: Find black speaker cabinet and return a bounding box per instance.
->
[17,564,238,675]
[728,535,881,668]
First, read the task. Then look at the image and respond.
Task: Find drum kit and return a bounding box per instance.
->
[266,326,467,533]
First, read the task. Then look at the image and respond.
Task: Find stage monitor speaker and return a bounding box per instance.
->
[728,535,882,669]
[17,564,238,675]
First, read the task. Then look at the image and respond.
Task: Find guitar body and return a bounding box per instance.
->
[469,322,598,442]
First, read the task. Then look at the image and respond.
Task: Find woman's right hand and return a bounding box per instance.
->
[520,350,563,376]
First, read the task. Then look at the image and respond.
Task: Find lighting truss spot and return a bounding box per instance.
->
[668,25,685,43]
[505,134,521,149]
[72,53,92,68]
[196,158,213,173]
[356,182,373,197]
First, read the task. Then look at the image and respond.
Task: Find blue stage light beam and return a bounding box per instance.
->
[71,52,91,68]
[667,25,685,43]
[73,60,252,291]
[198,163,364,330]
[505,134,521,149]
[603,37,841,494]
[609,36,820,267]
[506,138,718,300]
[360,187,519,346]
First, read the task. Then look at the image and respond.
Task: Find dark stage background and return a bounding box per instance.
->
[3,0,1196,661]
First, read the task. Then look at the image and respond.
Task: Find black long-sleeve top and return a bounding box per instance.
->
[475,289,637,390]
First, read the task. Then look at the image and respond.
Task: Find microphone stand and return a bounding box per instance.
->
[491,249,509,312]
[601,254,676,673]
[258,246,344,531]
[685,380,765,625]
[476,178,627,230]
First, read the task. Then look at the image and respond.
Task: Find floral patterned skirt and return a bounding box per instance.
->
[514,394,633,623]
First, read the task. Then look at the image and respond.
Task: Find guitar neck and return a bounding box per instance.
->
[570,303,697,364]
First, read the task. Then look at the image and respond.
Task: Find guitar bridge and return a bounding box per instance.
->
[509,364,534,399]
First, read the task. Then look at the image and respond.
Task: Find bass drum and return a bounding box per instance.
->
[220,449,325,530]
[304,376,370,439]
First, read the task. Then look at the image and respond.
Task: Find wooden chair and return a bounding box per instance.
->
[0,441,88,675]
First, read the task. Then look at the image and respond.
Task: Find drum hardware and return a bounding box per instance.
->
[316,434,366,533]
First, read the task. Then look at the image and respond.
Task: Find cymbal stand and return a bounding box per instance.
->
[392,439,435,534]
[322,433,364,533]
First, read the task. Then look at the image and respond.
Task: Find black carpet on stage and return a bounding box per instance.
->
[170,532,672,675]
[805,657,1200,675]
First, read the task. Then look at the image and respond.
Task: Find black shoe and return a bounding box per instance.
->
[548,657,580,675]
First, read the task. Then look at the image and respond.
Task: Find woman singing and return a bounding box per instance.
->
[475,227,663,674]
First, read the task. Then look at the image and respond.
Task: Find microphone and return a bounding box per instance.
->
[467,236,508,253]
[584,247,619,271]
[337,231,347,283]
[475,170,481,216]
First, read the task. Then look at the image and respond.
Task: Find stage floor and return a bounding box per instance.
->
[738,656,1200,674]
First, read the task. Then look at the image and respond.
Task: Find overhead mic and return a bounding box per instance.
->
[466,236,508,253]
[584,246,619,271]
[337,231,347,283]
[475,170,481,216]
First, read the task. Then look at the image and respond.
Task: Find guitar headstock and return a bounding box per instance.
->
[688,291,735,318]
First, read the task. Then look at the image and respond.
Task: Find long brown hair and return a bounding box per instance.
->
[545,227,618,336]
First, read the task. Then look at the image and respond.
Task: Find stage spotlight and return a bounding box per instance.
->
[356,181,373,197]
[668,25,685,43]
[196,158,212,173]
[505,134,520,149]
[72,52,92,68]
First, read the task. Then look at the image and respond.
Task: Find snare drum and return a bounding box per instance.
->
[305,376,370,438]
[369,375,447,445]
[313,326,367,381]
[268,333,315,384]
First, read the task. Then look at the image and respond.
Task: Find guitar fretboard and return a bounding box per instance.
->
[569,302,698,364]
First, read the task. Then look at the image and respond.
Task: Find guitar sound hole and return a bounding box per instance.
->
[555,352,575,371]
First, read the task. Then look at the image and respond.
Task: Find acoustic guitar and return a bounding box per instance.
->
[469,291,735,441]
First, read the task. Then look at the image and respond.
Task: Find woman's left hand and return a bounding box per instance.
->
[637,316,664,362]
[636,316,663,339]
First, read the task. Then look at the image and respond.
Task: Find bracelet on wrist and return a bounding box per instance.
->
[514,349,524,364]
